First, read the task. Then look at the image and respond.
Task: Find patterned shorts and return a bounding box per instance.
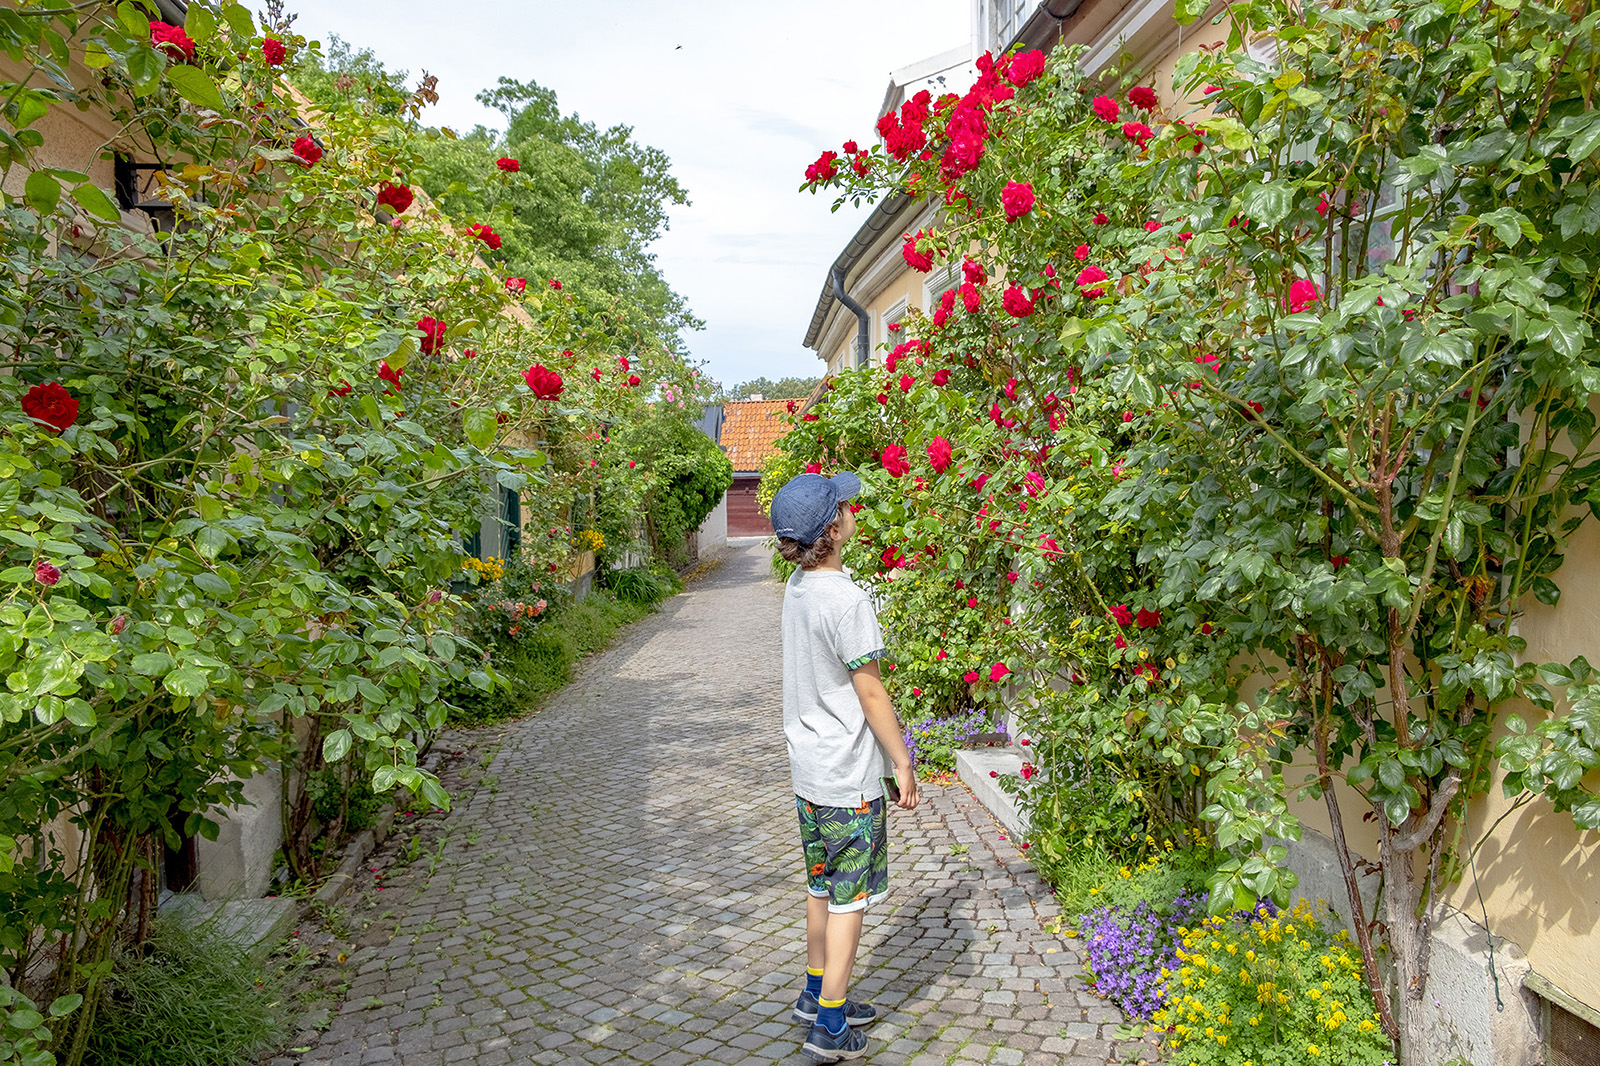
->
[796,794,889,913]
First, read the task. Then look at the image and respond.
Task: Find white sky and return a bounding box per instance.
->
[289,0,971,391]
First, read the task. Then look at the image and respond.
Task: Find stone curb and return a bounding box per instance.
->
[956,745,1028,838]
[313,805,397,907]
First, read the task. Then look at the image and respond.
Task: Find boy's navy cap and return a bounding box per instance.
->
[771,471,860,544]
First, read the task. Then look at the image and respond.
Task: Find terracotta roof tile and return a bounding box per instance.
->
[719,399,796,474]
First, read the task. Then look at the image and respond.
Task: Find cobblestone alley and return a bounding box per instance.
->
[289,543,1150,1066]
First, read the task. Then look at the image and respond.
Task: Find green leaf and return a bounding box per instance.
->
[1174,0,1209,23]
[360,394,383,430]
[192,572,232,596]
[165,65,227,111]
[24,170,61,215]
[1566,113,1600,163]
[221,3,256,37]
[1239,179,1295,228]
[117,2,149,36]
[47,994,82,1018]
[69,182,122,222]
[184,5,216,44]
[83,41,114,69]
[130,652,174,675]
[0,566,35,583]
[163,665,209,697]
[322,729,352,763]
[463,409,497,449]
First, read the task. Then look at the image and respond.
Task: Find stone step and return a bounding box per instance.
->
[955,745,1028,838]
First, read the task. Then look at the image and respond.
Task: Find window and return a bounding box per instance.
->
[923,265,957,314]
[994,0,1037,50]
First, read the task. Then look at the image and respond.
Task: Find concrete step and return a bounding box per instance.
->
[955,745,1029,838]
[162,894,297,961]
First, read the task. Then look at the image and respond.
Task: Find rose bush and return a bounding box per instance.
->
[0,4,698,1059]
[787,0,1600,1059]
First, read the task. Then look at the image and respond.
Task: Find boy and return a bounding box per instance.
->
[770,470,919,1063]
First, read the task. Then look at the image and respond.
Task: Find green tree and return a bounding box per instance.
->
[720,375,821,401]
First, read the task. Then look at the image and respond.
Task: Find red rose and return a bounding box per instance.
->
[1135,607,1162,628]
[20,382,79,433]
[1289,278,1321,313]
[1331,555,1350,569]
[328,381,353,397]
[1001,285,1034,318]
[549,278,563,290]
[416,317,447,355]
[495,157,521,172]
[262,37,286,66]
[1006,50,1045,86]
[805,462,823,474]
[150,21,196,60]
[964,670,979,683]
[1073,244,1090,261]
[376,182,414,215]
[989,662,1009,682]
[805,150,840,183]
[1122,121,1155,147]
[962,258,987,285]
[901,230,935,272]
[881,444,910,478]
[378,362,404,392]
[959,282,981,314]
[1110,603,1134,625]
[1001,180,1035,221]
[627,374,641,386]
[505,277,526,294]
[34,561,61,586]
[787,400,798,413]
[1204,85,1223,95]
[292,135,322,167]
[1092,211,1109,225]
[1020,763,1035,781]
[967,597,978,608]
[1144,219,1161,233]
[932,368,950,387]
[927,436,953,473]
[1200,622,1214,634]
[842,140,859,154]
[1075,265,1108,298]
[618,355,630,371]
[1196,351,1220,373]
[110,614,129,634]
[1005,377,1018,401]
[802,413,818,421]
[466,223,502,250]
[972,472,989,492]
[523,364,564,400]
[1092,95,1119,122]
[899,374,914,393]
[1128,86,1158,109]
[590,367,602,382]
[876,392,889,405]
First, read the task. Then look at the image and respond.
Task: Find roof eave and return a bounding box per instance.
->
[801,190,915,351]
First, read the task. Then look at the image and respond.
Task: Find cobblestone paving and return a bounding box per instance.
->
[294,544,1154,1066]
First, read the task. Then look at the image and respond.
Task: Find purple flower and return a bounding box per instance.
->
[1078,890,1207,1019]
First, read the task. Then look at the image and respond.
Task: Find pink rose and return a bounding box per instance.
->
[34,561,60,586]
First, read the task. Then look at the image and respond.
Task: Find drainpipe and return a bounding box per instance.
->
[831,267,871,369]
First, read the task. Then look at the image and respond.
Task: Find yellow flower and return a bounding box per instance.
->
[1307,1044,1320,1057]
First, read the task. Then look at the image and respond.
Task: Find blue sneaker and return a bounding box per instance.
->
[792,990,878,1027]
[801,1020,869,1062]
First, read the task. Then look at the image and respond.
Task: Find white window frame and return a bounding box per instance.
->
[879,296,910,366]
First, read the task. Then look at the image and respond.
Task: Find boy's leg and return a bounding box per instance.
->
[818,908,862,1003]
[807,893,829,974]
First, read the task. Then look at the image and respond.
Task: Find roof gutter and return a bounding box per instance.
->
[802,190,912,350]
[1015,0,1087,49]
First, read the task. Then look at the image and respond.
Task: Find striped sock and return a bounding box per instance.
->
[817,996,847,1035]
[804,967,824,998]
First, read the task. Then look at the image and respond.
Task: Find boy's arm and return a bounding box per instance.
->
[850,660,919,810]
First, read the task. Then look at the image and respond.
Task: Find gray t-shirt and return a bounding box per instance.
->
[782,567,890,807]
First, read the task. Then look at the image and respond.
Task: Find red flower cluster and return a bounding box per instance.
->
[1128,85,1158,110]
[959,282,981,313]
[1092,211,1109,225]
[805,150,839,183]
[377,182,414,215]
[1110,603,1134,625]
[417,317,447,355]
[549,278,562,290]
[1135,607,1162,628]
[262,37,286,65]
[881,444,910,478]
[1006,50,1046,86]
[932,368,951,386]
[876,90,932,162]
[292,136,322,167]
[901,229,937,272]
[466,224,502,250]
[21,382,80,433]
[963,258,986,285]
[1001,181,1035,221]
[523,364,564,400]
[496,157,521,172]
[927,436,953,473]
[1002,285,1034,318]
[328,381,353,397]
[150,21,196,61]
[505,277,526,294]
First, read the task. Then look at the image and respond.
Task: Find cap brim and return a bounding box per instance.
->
[829,471,861,500]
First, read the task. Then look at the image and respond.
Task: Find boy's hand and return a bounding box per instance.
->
[893,763,919,810]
